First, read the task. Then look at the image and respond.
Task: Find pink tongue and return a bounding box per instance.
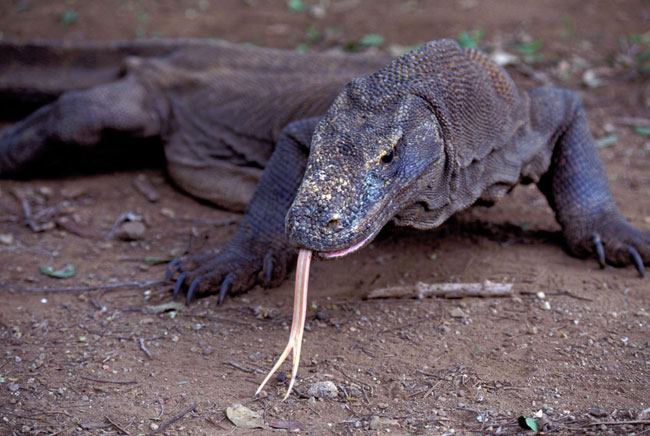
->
[322,232,373,258]
[255,248,312,400]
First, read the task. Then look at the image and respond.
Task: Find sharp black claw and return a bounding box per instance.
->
[166,258,181,280]
[592,233,606,269]
[627,246,645,278]
[263,253,275,286]
[186,278,201,305]
[173,272,187,300]
[218,274,234,305]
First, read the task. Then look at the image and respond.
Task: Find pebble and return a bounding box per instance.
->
[61,185,87,199]
[307,381,339,400]
[115,221,146,241]
[450,308,468,318]
[160,207,175,218]
[0,234,14,245]
[369,415,399,430]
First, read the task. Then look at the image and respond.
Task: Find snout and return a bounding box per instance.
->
[285,201,351,252]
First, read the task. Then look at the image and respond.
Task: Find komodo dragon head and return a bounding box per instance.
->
[285,39,521,258]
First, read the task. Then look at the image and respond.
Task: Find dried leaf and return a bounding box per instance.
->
[267,419,305,432]
[148,301,184,313]
[225,404,265,429]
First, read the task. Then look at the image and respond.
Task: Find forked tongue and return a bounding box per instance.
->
[255,248,312,400]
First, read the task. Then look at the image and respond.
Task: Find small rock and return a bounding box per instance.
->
[637,406,650,420]
[309,4,326,18]
[61,185,87,199]
[491,49,519,66]
[133,174,160,202]
[114,221,146,241]
[582,69,604,88]
[588,407,609,418]
[369,415,399,430]
[8,383,19,392]
[308,381,339,400]
[450,308,468,318]
[160,207,175,218]
[38,186,53,197]
[347,386,363,399]
[0,233,14,245]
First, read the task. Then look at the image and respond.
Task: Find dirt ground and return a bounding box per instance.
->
[1,1,649,435]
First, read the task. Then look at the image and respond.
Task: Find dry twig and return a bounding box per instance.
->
[366,281,513,300]
[1,279,165,293]
[79,375,138,385]
[145,403,198,436]
[139,338,153,359]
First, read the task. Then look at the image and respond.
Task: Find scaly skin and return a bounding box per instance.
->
[1,39,647,303]
[0,39,389,210]
[177,39,648,300]
[286,40,648,273]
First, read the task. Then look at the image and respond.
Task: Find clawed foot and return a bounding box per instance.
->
[165,246,294,305]
[568,212,649,277]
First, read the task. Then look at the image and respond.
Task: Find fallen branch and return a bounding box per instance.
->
[146,403,198,436]
[0,279,165,293]
[366,281,514,300]
[139,338,153,359]
[105,416,130,435]
[79,375,137,385]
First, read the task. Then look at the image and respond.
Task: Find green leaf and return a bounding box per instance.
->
[513,40,543,63]
[517,416,539,432]
[596,134,619,148]
[634,125,650,137]
[287,0,306,12]
[39,264,76,279]
[60,9,79,25]
[360,33,385,48]
[295,43,309,53]
[457,29,483,48]
[305,25,322,42]
[344,34,385,53]
[515,40,542,55]
[143,256,174,264]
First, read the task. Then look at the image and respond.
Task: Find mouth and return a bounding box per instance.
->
[318,230,376,259]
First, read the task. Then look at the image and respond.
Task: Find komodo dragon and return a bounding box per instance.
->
[1,38,648,305]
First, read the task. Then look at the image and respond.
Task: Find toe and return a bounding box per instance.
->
[218,274,234,305]
[627,246,645,278]
[591,233,606,269]
[173,272,187,300]
[186,278,201,305]
[165,258,181,280]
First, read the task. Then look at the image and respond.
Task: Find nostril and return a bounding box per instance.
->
[326,217,342,233]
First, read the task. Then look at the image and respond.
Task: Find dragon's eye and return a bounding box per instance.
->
[381,150,394,164]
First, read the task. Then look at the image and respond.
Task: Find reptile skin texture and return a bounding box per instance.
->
[0,39,647,302]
